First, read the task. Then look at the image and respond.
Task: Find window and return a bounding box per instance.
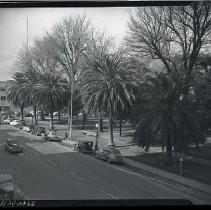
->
[0,87,5,91]
[1,96,6,100]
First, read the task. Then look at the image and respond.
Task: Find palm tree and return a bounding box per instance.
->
[21,68,41,126]
[133,73,205,164]
[7,72,26,120]
[80,52,138,146]
[35,70,68,130]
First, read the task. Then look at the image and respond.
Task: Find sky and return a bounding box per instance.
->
[0,7,132,81]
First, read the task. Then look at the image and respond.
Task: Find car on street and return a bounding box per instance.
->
[3,118,13,124]
[9,120,20,126]
[95,146,123,164]
[75,140,95,154]
[45,130,62,142]
[4,138,23,153]
[0,174,15,200]
[31,126,46,136]
[22,124,35,132]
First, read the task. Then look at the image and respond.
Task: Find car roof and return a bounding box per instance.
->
[7,138,19,143]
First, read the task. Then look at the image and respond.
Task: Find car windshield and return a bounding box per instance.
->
[112,149,121,154]
[8,139,19,145]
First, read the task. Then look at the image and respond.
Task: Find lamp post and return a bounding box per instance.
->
[95,123,99,150]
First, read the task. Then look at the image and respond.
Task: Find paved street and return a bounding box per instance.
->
[0,124,211,204]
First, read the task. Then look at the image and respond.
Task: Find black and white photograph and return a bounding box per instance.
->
[0,0,211,206]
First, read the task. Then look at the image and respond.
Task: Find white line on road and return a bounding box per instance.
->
[47,159,58,166]
[29,149,40,156]
[68,171,87,182]
[155,183,205,204]
[109,165,207,204]
[101,190,118,199]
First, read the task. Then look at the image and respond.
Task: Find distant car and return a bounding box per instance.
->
[31,127,46,136]
[4,138,23,153]
[9,120,20,126]
[22,125,35,132]
[75,141,95,154]
[3,118,12,124]
[45,130,62,142]
[95,147,123,164]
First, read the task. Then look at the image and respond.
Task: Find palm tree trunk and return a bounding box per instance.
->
[58,110,61,123]
[20,106,24,121]
[119,119,122,136]
[99,117,103,132]
[33,106,37,126]
[50,111,54,130]
[82,110,86,130]
[108,112,115,146]
[166,132,173,164]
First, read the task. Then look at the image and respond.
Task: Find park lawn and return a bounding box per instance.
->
[187,143,211,161]
[127,152,211,186]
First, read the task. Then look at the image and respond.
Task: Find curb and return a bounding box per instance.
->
[124,158,211,196]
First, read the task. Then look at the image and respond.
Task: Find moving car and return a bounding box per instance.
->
[4,138,23,153]
[31,127,46,136]
[95,147,123,164]
[45,130,62,142]
[75,140,95,154]
[9,120,20,126]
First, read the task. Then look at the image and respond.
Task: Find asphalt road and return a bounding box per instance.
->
[0,124,210,204]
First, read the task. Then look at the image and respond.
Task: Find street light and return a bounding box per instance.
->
[95,123,99,150]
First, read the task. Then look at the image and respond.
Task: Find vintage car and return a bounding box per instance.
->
[45,130,62,142]
[22,124,35,132]
[4,138,23,153]
[75,140,95,154]
[31,126,46,136]
[3,118,13,124]
[9,120,20,126]
[0,174,15,200]
[95,146,123,164]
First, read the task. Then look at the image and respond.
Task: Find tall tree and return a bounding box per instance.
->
[7,72,26,121]
[36,70,68,129]
[45,15,91,139]
[127,2,211,95]
[133,73,205,164]
[80,52,139,146]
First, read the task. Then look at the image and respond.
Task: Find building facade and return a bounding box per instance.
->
[0,81,19,114]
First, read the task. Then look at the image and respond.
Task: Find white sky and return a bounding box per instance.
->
[0,7,132,81]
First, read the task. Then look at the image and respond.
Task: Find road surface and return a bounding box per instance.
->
[0,124,210,204]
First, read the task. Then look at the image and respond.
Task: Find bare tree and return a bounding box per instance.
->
[45,15,91,139]
[127,1,211,94]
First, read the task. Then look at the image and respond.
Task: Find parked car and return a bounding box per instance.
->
[9,120,20,126]
[3,118,12,124]
[0,174,15,200]
[45,130,62,142]
[22,124,35,132]
[95,147,123,164]
[75,140,95,154]
[31,127,46,136]
[4,138,23,153]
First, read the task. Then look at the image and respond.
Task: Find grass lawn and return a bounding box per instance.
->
[127,152,211,186]
[187,143,211,161]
